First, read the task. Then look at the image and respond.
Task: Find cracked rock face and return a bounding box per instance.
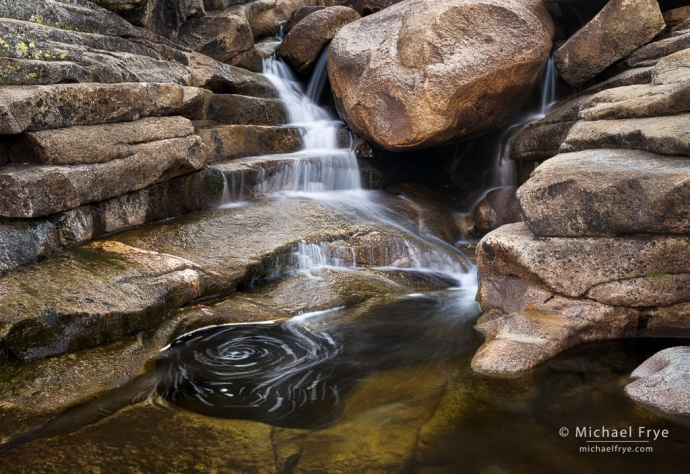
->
[328,0,554,151]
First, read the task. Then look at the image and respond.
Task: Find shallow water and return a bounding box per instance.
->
[2,285,690,473]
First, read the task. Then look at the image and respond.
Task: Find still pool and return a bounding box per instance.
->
[1,290,689,473]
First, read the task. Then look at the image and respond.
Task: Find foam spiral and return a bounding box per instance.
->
[157,322,342,427]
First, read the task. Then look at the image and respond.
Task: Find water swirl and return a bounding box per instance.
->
[156,322,344,427]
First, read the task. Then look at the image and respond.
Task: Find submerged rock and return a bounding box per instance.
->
[279,6,359,76]
[626,347,690,423]
[328,0,554,151]
[553,0,664,87]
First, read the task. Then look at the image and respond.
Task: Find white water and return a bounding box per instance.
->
[225,26,478,298]
[465,57,558,212]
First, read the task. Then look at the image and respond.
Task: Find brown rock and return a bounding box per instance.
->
[347,0,404,15]
[0,83,196,135]
[560,114,690,156]
[510,94,593,161]
[250,0,325,39]
[9,117,196,165]
[626,31,690,67]
[587,273,690,307]
[176,1,274,62]
[517,149,690,237]
[279,6,360,76]
[206,94,289,126]
[328,0,554,151]
[476,223,690,297]
[578,81,690,121]
[472,187,522,235]
[663,6,690,27]
[198,124,304,161]
[472,288,690,374]
[0,134,206,218]
[553,0,664,87]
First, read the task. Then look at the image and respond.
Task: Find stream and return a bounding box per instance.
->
[1,29,690,474]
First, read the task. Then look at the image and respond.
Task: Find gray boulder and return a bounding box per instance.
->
[626,347,690,423]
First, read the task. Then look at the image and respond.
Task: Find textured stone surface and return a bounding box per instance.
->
[198,124,303,161]
[510,94,593,161]
[0,0,139,37]
[587,274,690,307]
[176,0,273,61]
[280,6,359,75]
[471,187,522,235]
[9,116,195,165]
[0,135,206,218]
[553,0,664,87]
[250,0,325,39]
[560,114,690,156]
[0,168,225,277]
[0,83,193,135]
[627,31,690,67]
[664,6,690,27]
[626,347,690,422]
[472,290,690,374]
[517,149,690,237]
[476,223,690,297]
[206,94,288,126]
[328,0,554,151]
[578,50,690,121]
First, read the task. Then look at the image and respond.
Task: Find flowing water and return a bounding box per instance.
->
[2,43,690,473]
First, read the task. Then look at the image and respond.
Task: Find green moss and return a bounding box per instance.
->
[646,271,668,280]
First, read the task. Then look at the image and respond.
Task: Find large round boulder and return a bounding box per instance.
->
[280,6,361,76]
[328,0,554,151]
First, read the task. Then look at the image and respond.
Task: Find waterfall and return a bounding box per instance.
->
[540,57,557,117]
[238,26,363,193]
[468,56,559,209]
[306,45,330,104]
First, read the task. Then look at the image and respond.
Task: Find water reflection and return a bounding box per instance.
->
[157,292,483,429]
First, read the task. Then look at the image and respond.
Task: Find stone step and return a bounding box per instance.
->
[0,188,463,364]
[517,149,690,236]
[0,82,204,135]
[0,133,206,218]
[205,94,289,126]
[0,18,278,98]
[560,114,690,157]
[197,124,304,161]
[472,274,690,375]
[477,222,690,298]
[6,117,196,166]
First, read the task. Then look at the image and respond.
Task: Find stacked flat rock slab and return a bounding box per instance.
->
[476,30,690,376]
[553,0,665,87]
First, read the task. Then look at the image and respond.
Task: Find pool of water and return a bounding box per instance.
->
[1,288,689,473]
